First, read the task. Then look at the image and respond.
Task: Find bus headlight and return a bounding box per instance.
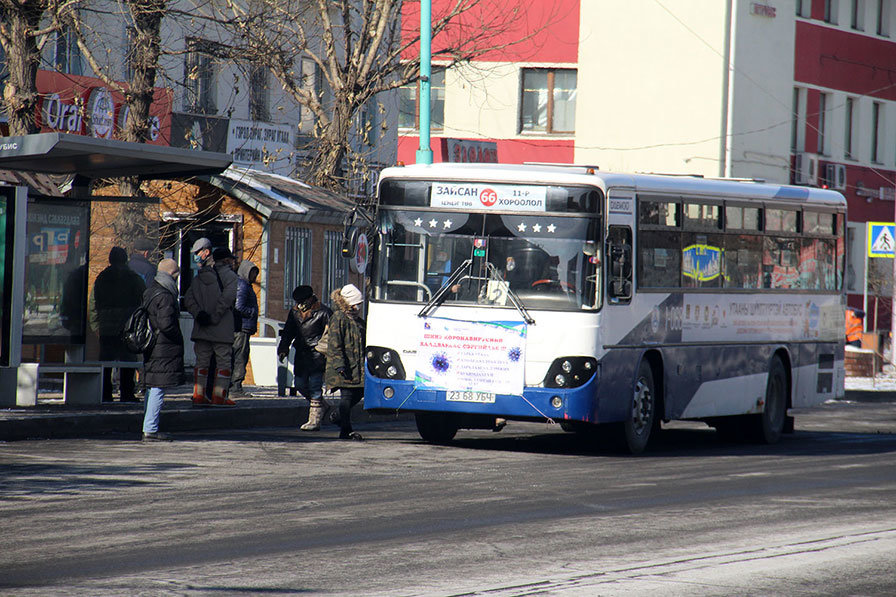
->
[544,357,599,389]
[366,346,406,380]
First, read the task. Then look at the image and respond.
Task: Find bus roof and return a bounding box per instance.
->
[379,163,847,209]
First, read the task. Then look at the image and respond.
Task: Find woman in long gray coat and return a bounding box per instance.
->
[141,259,184,441]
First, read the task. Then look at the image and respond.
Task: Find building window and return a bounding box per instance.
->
[398,66,445,131]
[825,0,840,23]
[249,66,270,122]
[284,227,312,308]
[123,26,137,81]
[818,92,829,155]
[878,0,891,35]
[52,27,82,75]
[791,87,804,151]
[322,230,348,307]
[852,0,867,29]
[872,101,883,162]
[520,68,577,134]
[844,96,855,159]
[184,38,218,114]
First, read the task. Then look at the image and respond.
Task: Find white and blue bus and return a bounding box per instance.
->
[363,163,846,453]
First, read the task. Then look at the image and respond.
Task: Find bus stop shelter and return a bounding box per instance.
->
[0,132,231,406]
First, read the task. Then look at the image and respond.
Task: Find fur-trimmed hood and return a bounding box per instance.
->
[331,288,354,315]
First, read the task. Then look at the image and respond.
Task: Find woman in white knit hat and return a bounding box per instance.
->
[323,284,366,440]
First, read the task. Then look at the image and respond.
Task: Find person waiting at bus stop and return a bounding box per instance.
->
[184,238,238,407]
[325,284,366,440]
[141,258,184,441]
[846,307,865,348]
[278,285,332,431]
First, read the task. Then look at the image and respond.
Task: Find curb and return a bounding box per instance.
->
[0,401,413,442]
[842,390,896,403]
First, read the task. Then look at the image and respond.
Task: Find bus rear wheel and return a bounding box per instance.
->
[755,356,787,444]
[415,412,459,444]
[619,360,657,454]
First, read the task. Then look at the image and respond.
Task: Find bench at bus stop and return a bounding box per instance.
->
[1,361,142,407]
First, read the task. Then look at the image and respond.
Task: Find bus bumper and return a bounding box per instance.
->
[364,369,600,423]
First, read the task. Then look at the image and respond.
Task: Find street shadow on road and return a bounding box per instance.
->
[0,462,197,498]
[436,425,896,459]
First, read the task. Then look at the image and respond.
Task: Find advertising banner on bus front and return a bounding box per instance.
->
[414,317,527,396]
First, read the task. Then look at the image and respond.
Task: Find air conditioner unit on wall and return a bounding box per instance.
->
[822,163,847,191]
[794,152,818,185]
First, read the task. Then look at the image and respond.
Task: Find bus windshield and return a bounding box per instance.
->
[373,209,601,311]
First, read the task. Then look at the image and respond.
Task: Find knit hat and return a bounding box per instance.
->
[190,237,212,253]
[157,258,179,277]
[134,238,155,252]
[212,247,234,261]
[292,285,314,303]
[340,283,364,306]
[109,246,127,265]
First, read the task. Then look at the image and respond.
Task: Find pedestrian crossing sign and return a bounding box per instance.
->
[868,222,896,258]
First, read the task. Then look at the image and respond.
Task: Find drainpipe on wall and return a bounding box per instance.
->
[720,0,735,178]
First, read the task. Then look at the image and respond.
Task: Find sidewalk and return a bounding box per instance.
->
[0,385,402,442]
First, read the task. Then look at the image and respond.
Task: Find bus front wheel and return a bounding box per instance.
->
[619,360,657,455]
[415,412,459,444]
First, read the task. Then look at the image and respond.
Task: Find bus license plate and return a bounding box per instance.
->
[446,390,496,403]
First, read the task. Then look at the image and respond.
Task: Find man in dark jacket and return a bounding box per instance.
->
[230,260,259,397]
[89,246,146,402]
[278,285,332,430]
[141,258,184,441]
[128,238,157,287]
[183,238,238,406]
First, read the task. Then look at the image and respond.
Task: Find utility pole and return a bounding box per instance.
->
[416,0,433,165]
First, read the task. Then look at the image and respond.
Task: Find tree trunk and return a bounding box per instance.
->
[1,1,45,135]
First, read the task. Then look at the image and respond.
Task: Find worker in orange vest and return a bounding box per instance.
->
[845,307,864,348]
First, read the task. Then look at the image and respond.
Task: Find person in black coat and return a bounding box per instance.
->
[278,285,332,430]
[141,259,184,441]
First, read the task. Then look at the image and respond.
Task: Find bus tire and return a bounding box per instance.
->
[415,412,458,444]
[755,356,787,444]
[620,360,657,454]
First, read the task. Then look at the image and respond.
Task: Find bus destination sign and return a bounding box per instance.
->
[431,183,546,212]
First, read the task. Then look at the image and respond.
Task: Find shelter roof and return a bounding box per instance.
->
[0,133,231,179]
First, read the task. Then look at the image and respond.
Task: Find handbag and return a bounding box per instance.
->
[315,323,330,354]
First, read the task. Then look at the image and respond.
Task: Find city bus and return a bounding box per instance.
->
[363,163,846,453]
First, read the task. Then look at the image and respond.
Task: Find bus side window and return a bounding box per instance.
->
[607,226,632,303]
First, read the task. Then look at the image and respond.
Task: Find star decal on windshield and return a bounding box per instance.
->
[414,218,423,227]
[517,222,527,232]
[429,219,438,228]
[532,223,542,233]
[547,224,557,233]
[443,219,453,229]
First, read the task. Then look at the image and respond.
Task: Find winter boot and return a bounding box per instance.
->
[192,368,212,407]
[300,399,328,431]
[211,368,236,406]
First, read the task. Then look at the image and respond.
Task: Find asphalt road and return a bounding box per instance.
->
[1,399,895,596]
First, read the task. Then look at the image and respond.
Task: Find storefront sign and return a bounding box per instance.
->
[414,317,527,395]
[36,71,172,145]
[226,118,294,173]
[445,138,498,163]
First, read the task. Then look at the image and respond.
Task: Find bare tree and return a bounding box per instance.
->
[0,0,70,134]
[209,0,551,192]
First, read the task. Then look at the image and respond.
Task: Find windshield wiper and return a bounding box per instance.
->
[418,258,535,324]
